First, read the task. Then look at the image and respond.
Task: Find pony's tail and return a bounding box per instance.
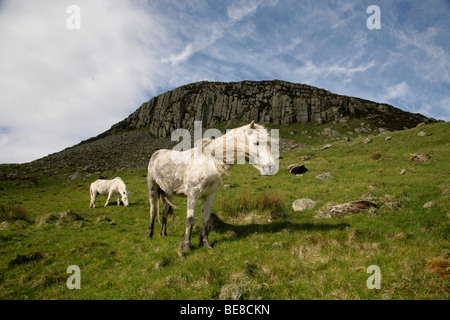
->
[89,184,93,207]
[157,188,176,220]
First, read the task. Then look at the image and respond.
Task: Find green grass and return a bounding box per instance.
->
[0,121,448,299]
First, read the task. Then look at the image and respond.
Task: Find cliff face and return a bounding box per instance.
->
[107,80,432,137]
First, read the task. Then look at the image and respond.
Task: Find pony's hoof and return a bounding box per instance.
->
[180,241,191,251]
[199,238,213,249]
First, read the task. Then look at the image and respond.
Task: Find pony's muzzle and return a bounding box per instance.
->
[260,165,277,176]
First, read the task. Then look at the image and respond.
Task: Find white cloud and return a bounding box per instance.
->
[385,82,410,100]
[227,0,279,22]
[0,0,171,163]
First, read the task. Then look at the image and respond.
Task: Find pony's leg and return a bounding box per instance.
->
[181,193,199,250]
[117,193,120,206]
[160,198,172,237]
[199,193,215,248]
[92,191,98,209]
[104,191,112,207]
[89,188,95,208]
[146,179,158,239]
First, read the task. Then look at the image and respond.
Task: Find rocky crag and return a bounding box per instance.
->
[106,80,434,138]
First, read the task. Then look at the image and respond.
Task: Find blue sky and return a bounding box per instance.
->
[0,0,449,163]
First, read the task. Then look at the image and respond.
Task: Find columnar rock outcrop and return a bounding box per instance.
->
[107,80,432,138]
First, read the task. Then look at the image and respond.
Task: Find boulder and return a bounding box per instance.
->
[288,164,308,174]
[320,144,333,150]
[292,199,318,212]
[299,154,312,161]
[355,127,371,134]
[321,128,340,137]
[70,172,82,180]
[409,153,430,162]
[316,173,331,181]
[423,201,435,208]
[315,200,377,218]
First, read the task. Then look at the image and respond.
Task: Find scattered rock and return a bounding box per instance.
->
[384,201,402,211]
[60,210,85,222]
[416,122,426,127]
[409,153,431,162]
[288,164,308,174]
[299,154,312,161]
[378,127,390,133]
[423,201,435,208]
[385,136,392,141]
[321,128,340,137]
[355,127,371,134]
[400,169,407,175]
[316,173,331,181]
[320,144,333,150]
[223,184,236,188]
[362,138,372,144]
[292,199,318,212]
[417,131,427,136]
[289,131,298,136]
[343,137,350,142]
[70,172,82,180]
[0,221,11,230]
[315,200,377,218]
[96,216,112,223]
[35,210,85,226]
[35,213,62,226]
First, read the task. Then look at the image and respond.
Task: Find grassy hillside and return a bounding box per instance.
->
[0,121,448,299]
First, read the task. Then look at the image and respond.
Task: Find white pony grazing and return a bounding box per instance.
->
[146,121,277,250]
[89,177,129,208]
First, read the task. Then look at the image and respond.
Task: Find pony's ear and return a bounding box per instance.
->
[249,120,255,129]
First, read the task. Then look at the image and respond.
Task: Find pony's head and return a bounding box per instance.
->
[244,121,278,176]
[121,190,129,206]
[119,186,129,206]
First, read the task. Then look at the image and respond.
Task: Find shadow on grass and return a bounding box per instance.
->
[208,213,349,246]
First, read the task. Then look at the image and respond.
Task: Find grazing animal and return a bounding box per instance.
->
[89,177,129,208]
[146,121,277,249]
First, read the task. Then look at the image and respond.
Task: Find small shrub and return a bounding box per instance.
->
[0,204,31,223]
[218,191,255,218]
[257,192,286,219]
[9,252,44,267]
[218,192,286,218]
